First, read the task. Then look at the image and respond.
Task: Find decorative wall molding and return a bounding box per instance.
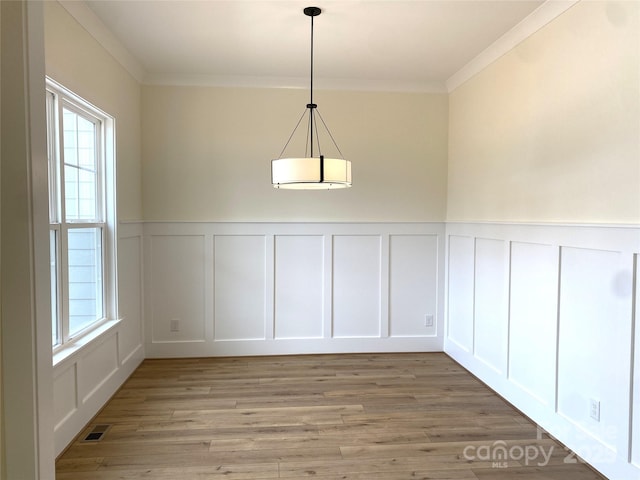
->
[58,0,145,82]
[54,218,640,480]
[446,0,580,92]
[143,222,446,358]
[444,222,640,480]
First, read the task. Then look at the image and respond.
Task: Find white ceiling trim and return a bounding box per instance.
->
[58,0,577,94]
[58,0,145,83]
[144,73,447,94]
[446,0,581,92]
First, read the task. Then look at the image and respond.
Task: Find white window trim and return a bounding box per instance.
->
[46,77,118,356]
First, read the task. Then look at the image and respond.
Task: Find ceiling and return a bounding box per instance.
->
[81,0,547,92]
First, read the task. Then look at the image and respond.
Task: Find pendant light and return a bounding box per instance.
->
[271,6,352,190]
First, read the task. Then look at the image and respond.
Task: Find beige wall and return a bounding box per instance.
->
[142,86,448,222]
[448,1,640,224]
[47,0,638,226]
[44,1,142,221]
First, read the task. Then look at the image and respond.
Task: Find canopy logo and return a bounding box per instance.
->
[462,440,555,468]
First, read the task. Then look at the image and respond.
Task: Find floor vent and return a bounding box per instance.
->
[82,424,111,442]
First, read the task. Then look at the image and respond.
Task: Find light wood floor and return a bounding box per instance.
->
[56,353,606,479]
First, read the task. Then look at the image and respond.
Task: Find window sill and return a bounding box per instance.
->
[53,318,121,368]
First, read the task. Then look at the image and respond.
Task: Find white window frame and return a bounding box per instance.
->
[47,77,118,352]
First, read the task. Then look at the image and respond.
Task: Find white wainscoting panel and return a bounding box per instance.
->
[145,223,445,357]
[274,235,324,339]
[214,235,267,341]
[446,235,475,352]
[77,334,119,403]
[389,234,439,337]
[445,223,640,480]
[53,222,145,456]
[53,364,77,430]
[149,234,206,343]
[557,247,633,454]
[118,234,143,363]
[333,235,382,338]
[508,241,559,407]
[473,238,508,375]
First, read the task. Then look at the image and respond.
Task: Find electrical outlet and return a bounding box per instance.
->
[170,319,180,332]
[589,398,600,422]
[424,314,434,327]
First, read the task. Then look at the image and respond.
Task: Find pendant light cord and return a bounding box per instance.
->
[276,7,345,162]
[277,108,307,159]
[316,109,344,159]
[309,12,315,158]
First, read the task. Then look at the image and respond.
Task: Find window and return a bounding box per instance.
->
[46,78,117,349]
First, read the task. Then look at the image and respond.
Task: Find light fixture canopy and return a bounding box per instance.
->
[271,6,352,190]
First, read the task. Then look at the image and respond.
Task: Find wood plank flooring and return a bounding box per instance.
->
[56,353,606,479]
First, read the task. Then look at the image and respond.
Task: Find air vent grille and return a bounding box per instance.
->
[81,424,111,442]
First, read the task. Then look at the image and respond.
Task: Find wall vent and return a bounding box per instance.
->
[82,424,111,442]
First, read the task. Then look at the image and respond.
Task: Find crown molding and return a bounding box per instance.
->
[58,0,578,95]
[446,0,581,93]
[143,73,447,93]
[58,0,146,83]
[56,1,445,93]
